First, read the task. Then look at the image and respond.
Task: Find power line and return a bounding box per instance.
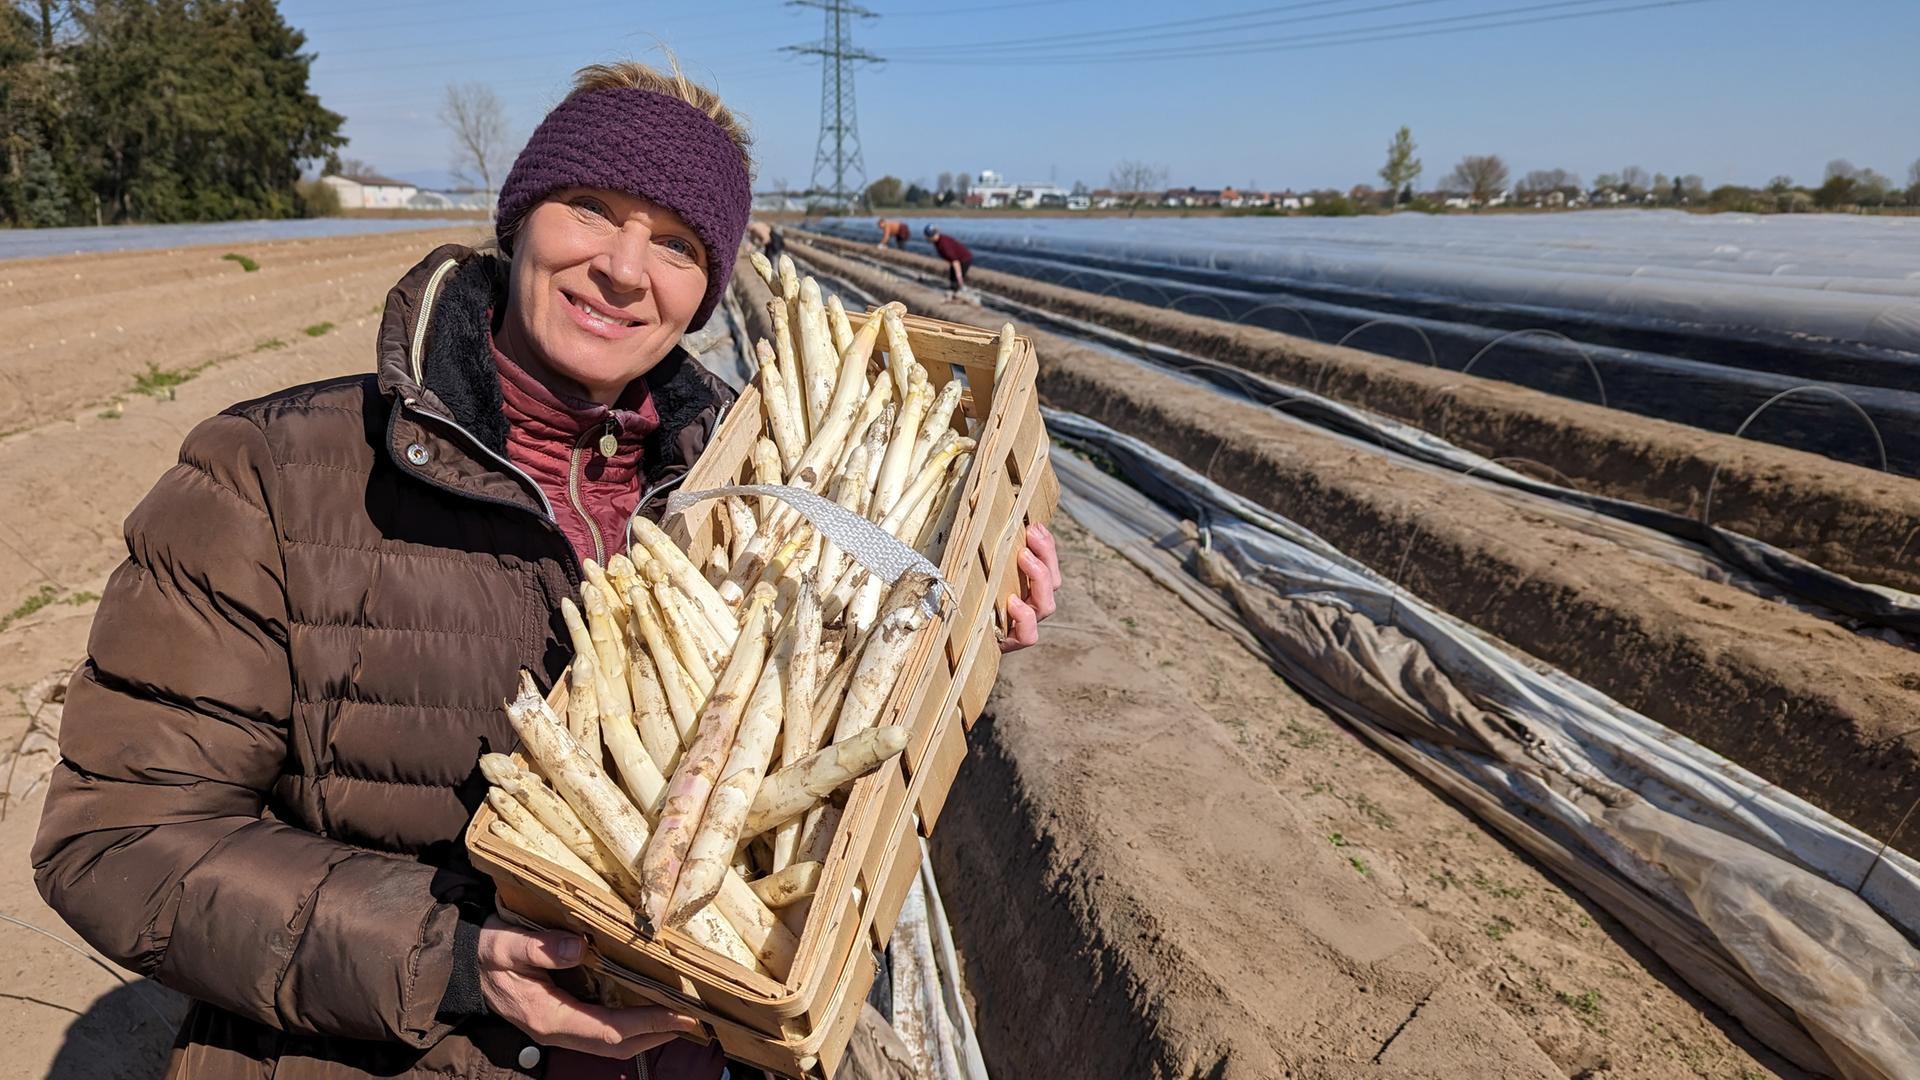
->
[874,0,1387,55]
[876,0,1453,57]
[785,0,882,207]
[880,0,1716,66]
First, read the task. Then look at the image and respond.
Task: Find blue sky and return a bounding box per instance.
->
[281,0,1920,195]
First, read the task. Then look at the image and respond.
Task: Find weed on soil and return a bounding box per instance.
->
[222,252,260,272]
[1,585,97,632]
[303,321,334,337]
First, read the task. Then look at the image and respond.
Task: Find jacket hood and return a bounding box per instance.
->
[373,243,726,471]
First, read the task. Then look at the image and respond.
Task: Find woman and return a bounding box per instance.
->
[33,60,1059,1079]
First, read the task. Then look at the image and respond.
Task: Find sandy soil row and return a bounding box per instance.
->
[935,517,1787,1078]
[0,226,482,433]
[790,237,1920,848]
[796,230,1920,597]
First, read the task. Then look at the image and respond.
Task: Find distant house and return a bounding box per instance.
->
[321,172,418,210]
[409,187,492,211]
[1161,186,1224,208]
[1066,194,1091,210]
[1088,188,1124,209]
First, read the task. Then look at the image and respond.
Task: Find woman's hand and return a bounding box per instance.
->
[479,916,703,1059]
[1002,523,1062,652]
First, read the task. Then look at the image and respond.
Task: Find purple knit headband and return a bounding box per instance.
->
[495,87,752,330]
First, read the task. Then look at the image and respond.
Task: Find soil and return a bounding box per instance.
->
[933,515,1791,1078]
[796,229,1920,597]
[789,236,1920,849]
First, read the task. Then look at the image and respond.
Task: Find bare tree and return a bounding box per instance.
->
[441,83,511,206]
[1825,158,1858,181]
[337,157,379,179]
[1444,155,1509,207]
[1109,159,1168,215]
[1619,165,1650,195]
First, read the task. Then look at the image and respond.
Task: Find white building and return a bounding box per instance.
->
[320,172,419,209]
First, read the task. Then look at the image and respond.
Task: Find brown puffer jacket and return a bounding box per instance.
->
[32,244,735,1078]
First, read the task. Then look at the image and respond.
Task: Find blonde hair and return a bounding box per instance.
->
[569,57,754,179]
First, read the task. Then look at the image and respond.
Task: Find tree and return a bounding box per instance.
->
[441,82,510,205]
[1681,174,1706,203]
[1444,154,1508,207]
[1766,175,1795,194]
[337,157,379,178]
[1109,159,1168,215]
[1855,169,1891,206]
[1825,158,1858,181]
[1814,173,1857,209]
[1377,126,1420,205]
[1620,165,1650,195]
[935,170,953,196]
[864,175,903,207]
[904,181,930,206]
[953,170,970,195]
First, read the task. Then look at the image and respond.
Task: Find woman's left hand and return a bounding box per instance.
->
[1002,523,1062,652]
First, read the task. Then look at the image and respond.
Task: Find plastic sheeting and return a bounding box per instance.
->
[793,240,1920,640]
[827,213,1920,358]
[1048,409,1920,1079]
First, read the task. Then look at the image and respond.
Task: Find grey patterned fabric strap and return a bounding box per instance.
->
[667,483,948,613]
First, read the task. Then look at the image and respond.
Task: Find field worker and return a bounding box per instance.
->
[875,216,910,248]
[747,217,785,261]
[925,225,974,296]
[33,57,1061,1080]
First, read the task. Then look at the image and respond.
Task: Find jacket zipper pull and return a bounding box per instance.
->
[597,421,619,458]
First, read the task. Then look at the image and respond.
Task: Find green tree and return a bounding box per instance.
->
[864,174,904,207]
[63,0,343,223]
[1377,125,1420,206]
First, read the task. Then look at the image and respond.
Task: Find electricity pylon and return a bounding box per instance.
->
[784,0,881,209]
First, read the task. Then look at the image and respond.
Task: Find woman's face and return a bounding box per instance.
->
[498,186,708,404]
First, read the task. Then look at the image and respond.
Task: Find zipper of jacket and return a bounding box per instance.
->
[566,422,616,567]
[397,257,577,585]
[617,394,732,551]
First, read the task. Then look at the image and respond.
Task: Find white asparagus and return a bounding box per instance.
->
[751,438,784,520]
[750,862,822,908]
[583,582,633,721]
[485,792,605,885]
[871,374,932,521]
[813,446,870,591]
[824,293,854,356]
[880,435,973,539]
[646,561,724,685]
[628,585,703,742]
[829,375,895,481]
[479,753,625,885]
[773,579,821,870]
[558,599,604,757]
[776,252,800,303]
[604,554,642,616]
[582,558,628,625]
[639,587,775,929]
[856,408,892,514]
[669,616,794,924]
[743,725,910,839]
[882,306,921,399]
[724,496,759,564]
[500,680,784,969]
[748,249,776,288]
[916,452,972,562]
[632,517,737,646]
[782,337,886,498]
[712,871,799,975]
[757,340,804,472]
[911,378,965,479]
[833,572,938,744]
[621,612,681,774]
[768,295,806,439]
[993,322,1016,382]
[799,279,840,430]
[598,692,670,819]
[704,537,729,586]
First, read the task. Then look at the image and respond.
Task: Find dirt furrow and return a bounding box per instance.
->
[934,516,1787,1077]
[796,230,1920,596]
[0,226,479,432]
[789,237,1920,847]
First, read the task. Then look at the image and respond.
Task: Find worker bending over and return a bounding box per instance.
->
[875,218,910,248]
[925,225,973,297]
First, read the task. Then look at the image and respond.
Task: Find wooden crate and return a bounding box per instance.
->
[466,308,1057,1077]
